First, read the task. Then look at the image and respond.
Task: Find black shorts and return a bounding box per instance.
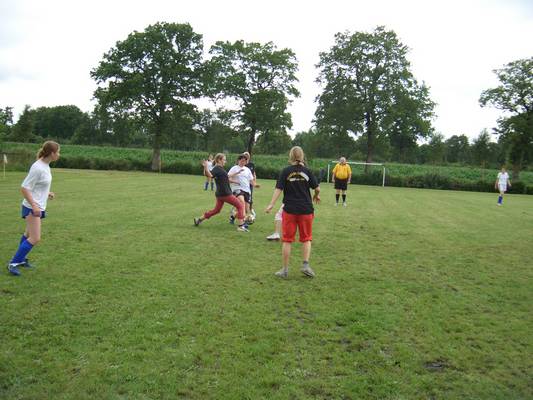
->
[233,190,251,204]
[334,179,348,191]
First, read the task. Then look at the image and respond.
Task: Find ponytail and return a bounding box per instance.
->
[288,146,305,166]
[37,141,60,159]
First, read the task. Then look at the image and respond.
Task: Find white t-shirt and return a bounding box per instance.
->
[497,172,510,187]
[21,160,52,210]
[207,160,214,171]
[228,165,254,194]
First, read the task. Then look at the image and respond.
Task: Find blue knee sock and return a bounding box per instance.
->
[204,182,209,190]
[10,238,34,265]
[20,234,27,245]
[498,195,503,204]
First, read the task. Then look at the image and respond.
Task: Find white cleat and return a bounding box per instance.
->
[266,232,281,241]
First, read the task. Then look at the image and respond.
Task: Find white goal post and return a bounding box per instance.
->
[326,161,386,187]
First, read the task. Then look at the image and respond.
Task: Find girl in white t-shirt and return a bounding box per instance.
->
[204,154,214,191]
[7,141,60,276]
[495,166,512,206]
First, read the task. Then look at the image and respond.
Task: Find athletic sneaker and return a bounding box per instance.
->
[275,269,288,278]
[301,265,315,278]
[334,203,338,206]
[343,202,347,207]
[237,225,250,232]
[7,263,21,276]
[193,217,201,226]
[266,232,281,241]
[22,259,34,268]
[229,215,235,224]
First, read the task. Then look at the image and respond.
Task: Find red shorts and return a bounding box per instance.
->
[281,211,314,243]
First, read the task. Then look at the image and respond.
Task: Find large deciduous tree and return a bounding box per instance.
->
[315,26,435,168]
[205,40,299,154]
[480,57,533,179]
[91,22,204,170]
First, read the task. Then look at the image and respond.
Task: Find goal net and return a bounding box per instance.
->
[326,161,386,187]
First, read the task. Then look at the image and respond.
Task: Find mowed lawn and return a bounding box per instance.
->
[1,169,532,400]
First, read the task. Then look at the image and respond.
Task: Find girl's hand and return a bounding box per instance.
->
[313,194,321,204]
[31,204,41,217]
[265,204,273,213]
[48,192,55,200]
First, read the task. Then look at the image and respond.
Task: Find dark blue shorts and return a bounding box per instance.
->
[22,205,46,219]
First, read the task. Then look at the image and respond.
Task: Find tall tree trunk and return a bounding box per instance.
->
[151,124,162,171]
[364,111,374,173]
[247,128,257,155]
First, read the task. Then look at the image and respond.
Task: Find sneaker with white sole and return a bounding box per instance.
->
[237,225,250,232]
[343,202,347,207]
[301,265,315,278]
[266,232,281,241]
[7,263,21,276]
[275,269,288,278]
[194,217,202,226]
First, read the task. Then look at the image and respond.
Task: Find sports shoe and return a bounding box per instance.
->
[301,265,315,278]
[229,215,235,224]
[266,232,281,241]
[334,203,338,206]
[194,217,201,226]
[343,202,347,207]
[237,225,250,232]
[22,259,35,268]
[7,263,21,276]
[275,268,288,278]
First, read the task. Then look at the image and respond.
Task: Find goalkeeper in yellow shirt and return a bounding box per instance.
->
[331,157,352,206]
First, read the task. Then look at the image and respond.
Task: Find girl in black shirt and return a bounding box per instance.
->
[266,146,320,278]
[194,153,249,232]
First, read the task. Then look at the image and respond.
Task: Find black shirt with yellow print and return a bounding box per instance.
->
[276,164,319,215]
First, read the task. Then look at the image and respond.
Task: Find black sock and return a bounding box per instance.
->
[335,194,340,203]
[342,194,346,203]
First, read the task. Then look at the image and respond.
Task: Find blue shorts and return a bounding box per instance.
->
[22,205,46,219]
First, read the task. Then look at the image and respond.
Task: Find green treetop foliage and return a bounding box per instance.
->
[11,105,36,143]
[480,57,533,178]
[315,26,435,168]
[0,106,14,142]
[32,105,86,140]
[205,40,299,154]
[91,22,204,170]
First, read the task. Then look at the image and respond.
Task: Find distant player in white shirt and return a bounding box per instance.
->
[7,141,60,276]
[495,166,511,206]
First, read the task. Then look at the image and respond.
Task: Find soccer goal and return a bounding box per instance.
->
[326,161,386,187]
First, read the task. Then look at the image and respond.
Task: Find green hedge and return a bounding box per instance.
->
[3,145,532,195]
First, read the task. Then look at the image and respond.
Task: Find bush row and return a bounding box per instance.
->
[6,152,533,194]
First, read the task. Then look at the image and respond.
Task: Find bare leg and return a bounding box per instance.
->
[282,242,291,268]
[25,214,42,246]
[302,241,311,263]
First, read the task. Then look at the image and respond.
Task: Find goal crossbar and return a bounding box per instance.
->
[326,161,386,187]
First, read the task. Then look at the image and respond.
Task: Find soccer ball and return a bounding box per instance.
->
[246,214,255,224]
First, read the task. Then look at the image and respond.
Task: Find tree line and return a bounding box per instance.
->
[0,23,531,177]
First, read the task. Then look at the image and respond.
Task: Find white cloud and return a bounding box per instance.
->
[0,0,531,141]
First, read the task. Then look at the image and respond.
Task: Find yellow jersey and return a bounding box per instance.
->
[332,163,351,180]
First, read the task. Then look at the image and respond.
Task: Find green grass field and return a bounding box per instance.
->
[1,170,532,399]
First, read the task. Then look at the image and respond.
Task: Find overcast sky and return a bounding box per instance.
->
[1,0,532,141]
